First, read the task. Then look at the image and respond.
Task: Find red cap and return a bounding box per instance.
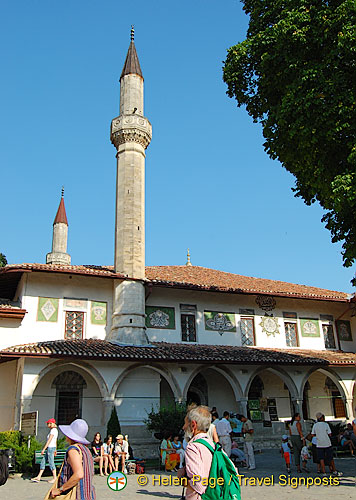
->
[46,418,56,424]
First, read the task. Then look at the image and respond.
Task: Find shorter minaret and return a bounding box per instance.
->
[46,188,71,265]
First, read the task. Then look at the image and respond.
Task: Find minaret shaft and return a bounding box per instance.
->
[120,74,143,116]
[114,142,145,279]
[108,31,151,345]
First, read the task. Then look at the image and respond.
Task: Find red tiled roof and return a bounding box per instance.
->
[1,339,355,366]
[0,305,26,320]
[54,197,68,225]
[145,266,349,302]
[0,264,350,301]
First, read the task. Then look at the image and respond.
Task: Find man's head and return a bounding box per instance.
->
[183,405,212,441]
[316,412,325,422]
[211,411,219,421]
[240,415,247,422]
[223,411,230,419]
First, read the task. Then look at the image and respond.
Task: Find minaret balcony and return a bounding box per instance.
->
[111,114,152,150]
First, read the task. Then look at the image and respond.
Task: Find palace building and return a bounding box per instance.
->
[0,29,355,453]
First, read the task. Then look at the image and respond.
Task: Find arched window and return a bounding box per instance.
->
[52,371,87,425]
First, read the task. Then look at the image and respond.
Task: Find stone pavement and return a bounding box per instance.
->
[1,450,355,499]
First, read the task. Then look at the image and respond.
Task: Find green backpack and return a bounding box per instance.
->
[195,439,241,500]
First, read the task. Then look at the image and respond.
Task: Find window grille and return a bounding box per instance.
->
[285,322,298,347]
[181,314,196,342]
[65,311,84,340]
[240,317,255,346]
[322,324,336,349]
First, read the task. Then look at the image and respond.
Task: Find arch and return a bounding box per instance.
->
[27,360,109,400]
[110,363,181,401]
[243,366,298,399]
[299,367,349,401]
[300,367,349,420]
[183,365,243,402]
[244,368,296,422]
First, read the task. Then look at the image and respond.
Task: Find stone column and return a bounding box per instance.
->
[239,397,248,417]
[344,398,354,420]
[291,398,304,417]
[102,398,115,427]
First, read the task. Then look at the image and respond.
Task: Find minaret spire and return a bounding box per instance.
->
[186,248,192,266]
[46,189,71,265]
[109,28,152,345]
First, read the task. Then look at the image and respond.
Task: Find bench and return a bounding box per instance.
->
[332,445,352,458]
[34,450,67,468]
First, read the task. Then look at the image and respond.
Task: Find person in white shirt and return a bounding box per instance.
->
[31,418,58,483]
[311,412,342,476]
[114,434,129,473]
[215,411,232,457]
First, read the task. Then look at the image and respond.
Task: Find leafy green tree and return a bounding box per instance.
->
[0,253,7,267]
[223,0,356,269]
[106,406,121,439]
[144,403,187,440]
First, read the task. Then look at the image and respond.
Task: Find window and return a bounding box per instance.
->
[322,324,336,349]
[240,317,255,346]
[52,371,86,425]
[65,311,84,340]
[181,314,196,342]
[284,322,298,347]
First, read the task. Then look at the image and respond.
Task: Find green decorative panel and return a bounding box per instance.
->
[250,410,262,421]
[248,399,260,410]
[145,306,175,329]
[300,318,320,337]
[204,311,236,334]
[91,301,107,325]
[37,297,59,322]
[336,320,352,341]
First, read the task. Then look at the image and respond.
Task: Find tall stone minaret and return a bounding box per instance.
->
[46,188,71,265]
[108,27,152,345]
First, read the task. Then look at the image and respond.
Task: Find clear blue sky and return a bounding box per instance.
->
[1,0,354,293]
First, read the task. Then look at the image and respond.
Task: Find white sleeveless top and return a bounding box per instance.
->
[290,421,300,436]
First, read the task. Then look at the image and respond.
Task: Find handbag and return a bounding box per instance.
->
[43,445,82,500]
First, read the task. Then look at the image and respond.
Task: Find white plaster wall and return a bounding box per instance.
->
[0,273,113,349]
[201,368,238,415]
[0,360,18,431]
[115,367,160,426]
[146,288,354,351]
[253,371,292,420]
[307,371,334,419]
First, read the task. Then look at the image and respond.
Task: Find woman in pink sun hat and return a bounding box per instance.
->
[48,419,96,499]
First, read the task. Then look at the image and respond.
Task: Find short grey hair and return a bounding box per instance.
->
[316,412,324,420]
[186,405,212,432]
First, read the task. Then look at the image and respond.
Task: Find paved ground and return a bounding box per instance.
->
[2,450,355,499]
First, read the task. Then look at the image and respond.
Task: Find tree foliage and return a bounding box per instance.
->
[106,406,121,439]
[223,0,356,268]
[0,253,7,267]
[144,403,187,440]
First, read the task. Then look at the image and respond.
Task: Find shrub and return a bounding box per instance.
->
[0,431,43,472]
[106,407,121,439]
[144,402,187,440]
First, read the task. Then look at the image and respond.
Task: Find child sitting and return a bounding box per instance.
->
[281,434,292,474]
